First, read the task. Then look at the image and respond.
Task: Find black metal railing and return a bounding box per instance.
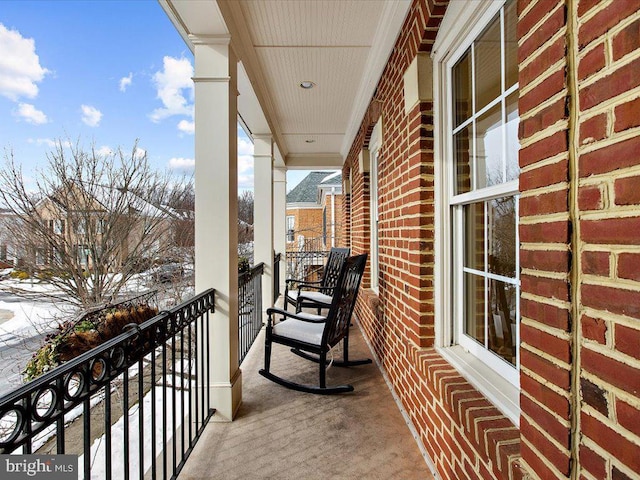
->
[238,263,264,365]
[273,252,281,303]
[285,250,329,284]
[0,288,215,480]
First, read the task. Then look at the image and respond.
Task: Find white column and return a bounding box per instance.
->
[273,166,287,295]
[253,134,274,314]
[192,35,241,421]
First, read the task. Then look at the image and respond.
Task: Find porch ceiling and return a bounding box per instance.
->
[160,0,410,169]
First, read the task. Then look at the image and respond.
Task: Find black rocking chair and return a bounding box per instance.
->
[284,246,350,313]
[259,254,368,394]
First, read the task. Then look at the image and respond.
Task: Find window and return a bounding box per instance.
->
[434,0,520,422]
[74,218,86,235]
[76,244,90,267]
[53,219,64,235]
[286,215,295,242]
[369,120,382,293]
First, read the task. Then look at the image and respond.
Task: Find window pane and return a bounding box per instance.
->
[454,126,472,194]
[474,13,501,112]
[505,0,518,90]
[464,202,485,272]
[475,103,503,189]
[453,51,472,128]
[465,272,486,345]
[488,278,517,365]
[506,92,520,182]
[488,197,516,278]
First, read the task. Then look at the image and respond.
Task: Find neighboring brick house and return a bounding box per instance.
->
[286,171,343,251]
[340,1,640,479]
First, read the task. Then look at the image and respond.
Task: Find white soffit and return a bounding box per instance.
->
[161,0,411,168]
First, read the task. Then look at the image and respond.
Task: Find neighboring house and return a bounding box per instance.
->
[286,171,343,251]
[31,183,177,271]
[0,208,21,267]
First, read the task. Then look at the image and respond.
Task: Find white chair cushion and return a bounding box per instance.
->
[296,291,332,306]
[273,318,325,345]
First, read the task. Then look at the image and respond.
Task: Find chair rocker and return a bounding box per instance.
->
[284,246,350,313]
[259,254,367,394]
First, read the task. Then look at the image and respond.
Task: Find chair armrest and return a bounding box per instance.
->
[297,284,335,296]
[266,307,327,326]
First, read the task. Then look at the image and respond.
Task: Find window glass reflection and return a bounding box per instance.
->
[474,15,501,112]
[475,103,503,189]
[455,126,472,195]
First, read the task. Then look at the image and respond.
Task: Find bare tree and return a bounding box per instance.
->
[238,191,254,257]
[0,139,190,308]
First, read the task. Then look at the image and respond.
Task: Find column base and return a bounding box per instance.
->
[210,368,242,421]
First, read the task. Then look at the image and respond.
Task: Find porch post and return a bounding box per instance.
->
[273,165,287,296]
[192,35,241,421]
[253,134,274,315]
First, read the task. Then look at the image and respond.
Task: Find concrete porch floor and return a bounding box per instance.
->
[179,318,435,480]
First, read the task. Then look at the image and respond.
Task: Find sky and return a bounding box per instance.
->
[0,0,266,192]
[0,1,312,195]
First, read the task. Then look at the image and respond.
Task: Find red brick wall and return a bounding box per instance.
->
[344,0,640,479]
[344,1,523,479]
[285,207,323,251]
[520,0,640,478]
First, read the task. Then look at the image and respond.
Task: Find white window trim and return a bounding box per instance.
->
[433,0,520,426]
[369,119,382,294]
[286,215,295,243]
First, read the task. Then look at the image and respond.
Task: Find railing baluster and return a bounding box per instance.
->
[123,370,129,480]
[188,322,193,448]
[138,356,144,480]
[105,381,112,480]
[162,334,168,480]
[171,332,177,477]
[83,397,90,480]
[151,347,157,480]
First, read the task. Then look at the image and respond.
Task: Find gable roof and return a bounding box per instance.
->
[287,171,342,204]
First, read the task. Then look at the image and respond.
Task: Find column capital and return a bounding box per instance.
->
[189,34,231,45]
[253,133,273,141]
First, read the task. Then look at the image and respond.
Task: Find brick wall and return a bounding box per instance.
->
[519,0,640,478]
[344,1,523,479]
[285,206,323,250]
[344,0,639,479]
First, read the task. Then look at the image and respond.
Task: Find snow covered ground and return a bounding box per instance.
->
[0,268,193,396]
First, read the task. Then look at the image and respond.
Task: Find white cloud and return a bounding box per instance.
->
[177,119,194,135]
[28,138,73,151]
[80,104,102,127]
[238,138,254,190]
[0,24,49,101]
[168,157,195,172]
[149,56,193,123]
[96,145,112,156]
[13,103,47,124]
[134,147,146,159]
[119,72,133,92]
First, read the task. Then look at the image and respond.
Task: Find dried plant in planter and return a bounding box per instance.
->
[24,304,158,381]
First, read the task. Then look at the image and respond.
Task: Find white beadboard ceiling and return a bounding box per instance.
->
[160,0,411,169]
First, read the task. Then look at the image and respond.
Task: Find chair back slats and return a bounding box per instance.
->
[322,254,368,348]
[320,247,350,293]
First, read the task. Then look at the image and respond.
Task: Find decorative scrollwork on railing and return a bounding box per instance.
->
[0,288,215,455]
